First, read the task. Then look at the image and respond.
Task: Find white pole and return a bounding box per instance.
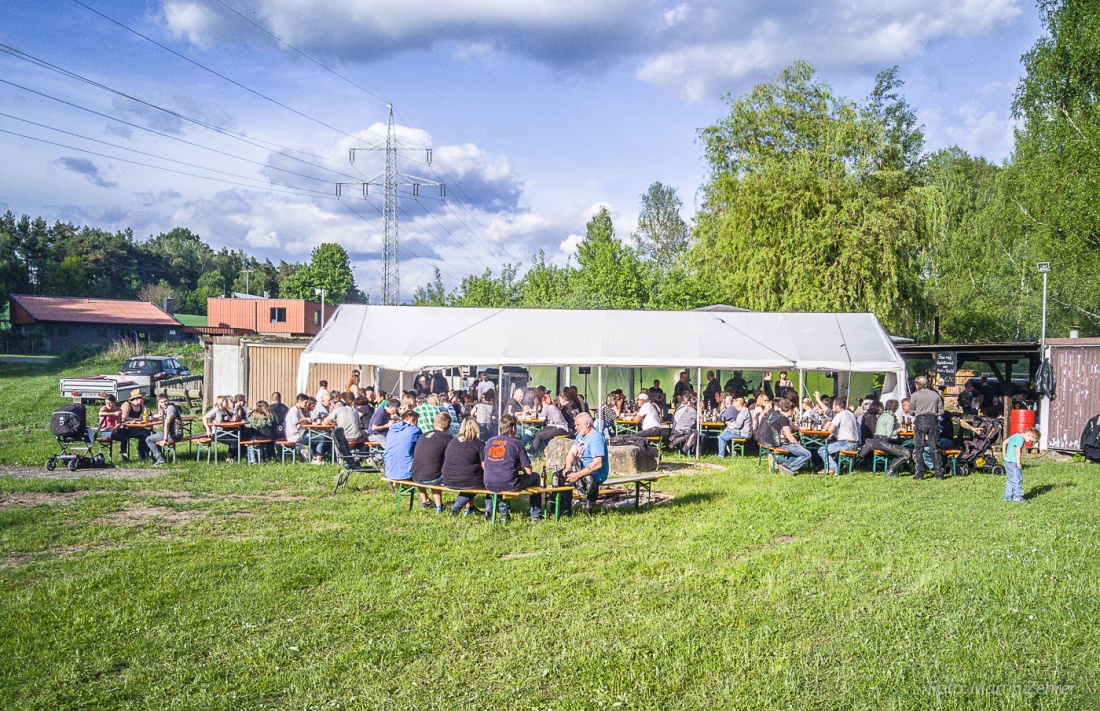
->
[597,365,604,430]
[498,364,504,426]
[1041,271,1048,350]
[695,366,702,459]
[399,371,404,395]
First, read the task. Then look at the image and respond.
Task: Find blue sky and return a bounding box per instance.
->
[0,0,1043,302]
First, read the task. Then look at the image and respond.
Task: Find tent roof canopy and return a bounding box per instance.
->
[296,305,906,376]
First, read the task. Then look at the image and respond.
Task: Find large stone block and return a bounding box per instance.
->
[542,438,658,476]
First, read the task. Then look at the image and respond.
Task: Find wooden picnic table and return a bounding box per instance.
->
[302,422,337,464]
[796,428,831,462]
[517,417,542,439]
[615,419,640,435]
[208,420,245,462]
[602,473,670,511]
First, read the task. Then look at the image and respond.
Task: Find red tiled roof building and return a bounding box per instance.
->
[9,294,183,352]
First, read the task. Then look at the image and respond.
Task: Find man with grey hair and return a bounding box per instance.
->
[562,412,609,515]
[909,375,945,480]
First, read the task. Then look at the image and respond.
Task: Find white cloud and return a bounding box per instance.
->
[160,0,649,67]
[638,0,1025,100]
[559,233,583,257]
[920,100,1017,159]
[161,0,1024,101]
[245,228,281,249]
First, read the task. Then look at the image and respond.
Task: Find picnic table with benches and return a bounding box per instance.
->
[382,478,575,522]
[601,473,670,510]
[302,423,337,464]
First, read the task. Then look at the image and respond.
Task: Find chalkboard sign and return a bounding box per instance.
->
[935,351,957,386]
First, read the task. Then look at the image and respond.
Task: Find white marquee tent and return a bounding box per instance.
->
[295,305,908,403]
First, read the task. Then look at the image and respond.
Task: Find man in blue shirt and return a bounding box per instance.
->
[384,410,421,481]
[564,412,609,515]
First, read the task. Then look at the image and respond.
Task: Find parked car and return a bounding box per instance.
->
[118,356,190,391]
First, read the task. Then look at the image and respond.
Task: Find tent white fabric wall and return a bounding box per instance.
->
[295,305,908,402]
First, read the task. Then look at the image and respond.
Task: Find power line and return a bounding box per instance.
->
[340,194,471,285]
[72,0,360,142]
[402,195,498,273]
[338,197,468,286]
[0,111,335,195]
[1,127,338,200]
[210,0,390,105]
[0,47,359,180]
[0,78,355,188]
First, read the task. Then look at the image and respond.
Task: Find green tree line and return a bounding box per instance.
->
[0,215,365,315]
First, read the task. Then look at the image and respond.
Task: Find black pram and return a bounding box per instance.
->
[46,403,105,472]
[958,416,1006,476]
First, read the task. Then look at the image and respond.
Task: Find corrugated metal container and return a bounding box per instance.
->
[1045,338,1100,450]
[246,344,303,402]
[243,344,376,402]
[208,298,334,335]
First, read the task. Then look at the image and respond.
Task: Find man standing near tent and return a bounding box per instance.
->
[673,371,693,402]
[909,376,945,480]
[703,371,721,410]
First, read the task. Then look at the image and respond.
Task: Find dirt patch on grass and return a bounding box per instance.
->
[660,461,724,474]
[773,536,796,544]
[0,466,161,480]
[93,506,205,527]
[0,488,307,510]
[598,487,675,509]
[139,489,307,503]
[0,490,105,508]
[1,544,114,568]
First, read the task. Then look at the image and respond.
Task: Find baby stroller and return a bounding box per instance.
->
[957,416,1005,476]
[46,403,105,472]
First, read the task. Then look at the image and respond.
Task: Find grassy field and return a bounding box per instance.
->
[2,351,1099,709]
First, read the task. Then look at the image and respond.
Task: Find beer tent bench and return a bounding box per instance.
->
[382,478,575,523]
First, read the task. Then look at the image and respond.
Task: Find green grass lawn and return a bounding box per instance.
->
[2,350,1099,709]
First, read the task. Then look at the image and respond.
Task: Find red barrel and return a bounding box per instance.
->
[1009,408,1036,437]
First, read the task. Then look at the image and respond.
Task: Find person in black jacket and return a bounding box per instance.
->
[410,411,453,513]
[1080,414,1100,462]
[442,417,485,515]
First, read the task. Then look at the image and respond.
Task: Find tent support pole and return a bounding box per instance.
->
[498,364,504,422]
[597,365,604,430]
[399,371,404,395]
[378,367,383,393]
[799,368,805,404]
[696,366,702,459]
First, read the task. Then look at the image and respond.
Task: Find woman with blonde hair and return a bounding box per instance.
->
[203,395,233,435]
[442,417,485,516]
[246,400,277,463]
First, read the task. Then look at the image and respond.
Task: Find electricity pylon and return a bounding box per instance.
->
[337,104,445,305]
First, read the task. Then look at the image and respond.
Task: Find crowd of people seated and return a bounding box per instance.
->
[122,366,1021,499]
